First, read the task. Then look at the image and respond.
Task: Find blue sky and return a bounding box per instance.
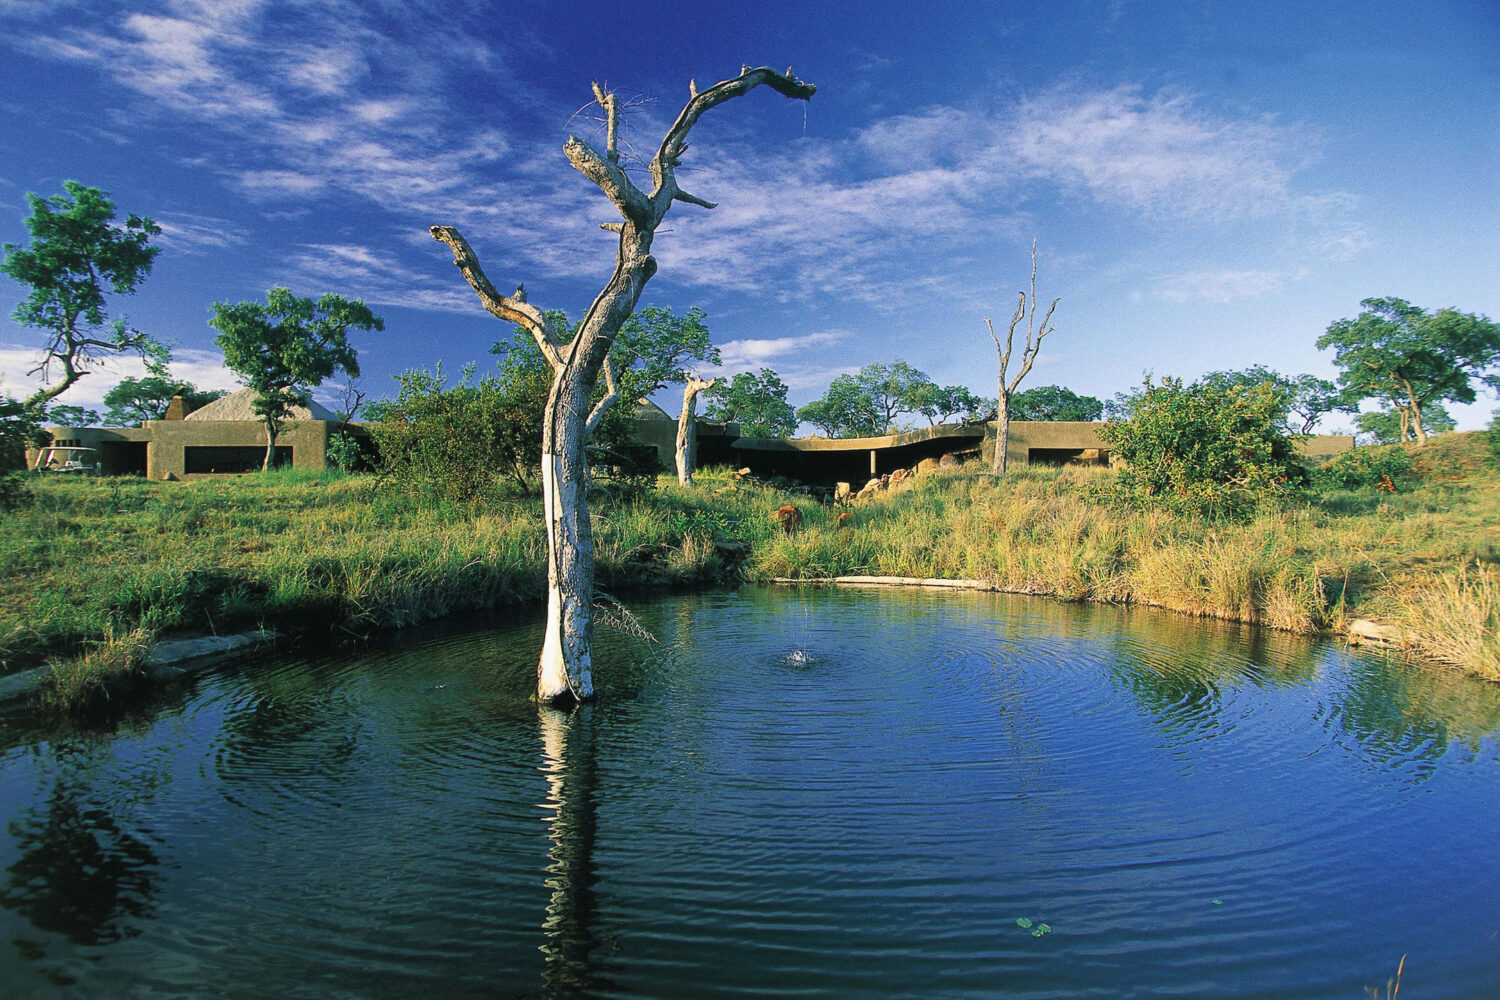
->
[1,0,1497,431]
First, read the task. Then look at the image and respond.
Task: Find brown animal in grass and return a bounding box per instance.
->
[837,512,854,529]
[772,505,801,533]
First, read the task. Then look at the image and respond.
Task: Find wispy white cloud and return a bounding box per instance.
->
[153,211,249,252]
[716,330,850,370]
[0,3,1367,314]
[1155,268,1286,303]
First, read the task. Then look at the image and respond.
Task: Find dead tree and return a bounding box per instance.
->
[985,240,1058,474]
[433,67,814,705]
[675,374,716,486]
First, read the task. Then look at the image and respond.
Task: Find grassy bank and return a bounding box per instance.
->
[750,432,1499,680]
[3,433,1496,710]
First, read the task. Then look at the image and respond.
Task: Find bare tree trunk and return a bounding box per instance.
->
[995,394,1012,474]
[985,240,1057,475]
[433,67,814,705]
[676,375,716,486]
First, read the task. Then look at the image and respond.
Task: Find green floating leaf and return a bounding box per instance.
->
[1032,923,1052,937]
[1211,898,1224,906]
[1015,917,1033,929]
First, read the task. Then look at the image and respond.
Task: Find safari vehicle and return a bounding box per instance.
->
[31,445,100,475]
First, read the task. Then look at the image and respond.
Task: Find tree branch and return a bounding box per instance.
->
[563,135,651,225]
[584,353,620,436]
[429,225,564,369]
[649,66,815,215]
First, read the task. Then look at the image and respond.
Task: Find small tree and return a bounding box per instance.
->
[1355,402,1456,445]
[795,361,933,437]
[101,361,225,425]
[210,287,383,471]
[1317,297,1500,444]
[797,373,881,437]
[432,66,814,705]
[985,240,1058,473]
[1,181,166,412]
[1008,384,1103,422]
[703,367,796,437]
[1199,366,1350,435]
[1097,375,1301,520]
[908,383,987,426]
[44,404,101,427]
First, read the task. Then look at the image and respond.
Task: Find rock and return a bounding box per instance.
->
[854,478,884,504]
[915,457,940,476]
[1347,619,1408,646]
[939,453,959,467]
[889,468,907,484]
[713,538,750,561]
[834,481,852,502]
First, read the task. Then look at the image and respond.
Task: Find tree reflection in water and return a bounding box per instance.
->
[535,704,610,997]
[0,742,159,946]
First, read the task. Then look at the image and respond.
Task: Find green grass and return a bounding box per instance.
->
[4,435,1498,711]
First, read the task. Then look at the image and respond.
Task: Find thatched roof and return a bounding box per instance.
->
[184,387,338,422]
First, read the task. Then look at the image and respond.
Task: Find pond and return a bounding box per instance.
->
[2,587,1499,998]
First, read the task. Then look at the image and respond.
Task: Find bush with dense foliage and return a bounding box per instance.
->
[368,363,550,504]
[1096,375,1302,519]
[1313,444,1415,491]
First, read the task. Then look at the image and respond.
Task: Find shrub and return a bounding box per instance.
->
[325,430,363,473]
[1487,410,1500,471]
[368,363,548,505]
[1096,375,1303,520]
[1314,445,1415,491]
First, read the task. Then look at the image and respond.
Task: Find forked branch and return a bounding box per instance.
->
[429,225,565,369]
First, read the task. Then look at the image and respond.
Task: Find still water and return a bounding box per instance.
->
[2,587,1499,998]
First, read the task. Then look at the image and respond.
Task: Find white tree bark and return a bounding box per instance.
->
[675,375,716,486]
[433,67,814,705]
[985,240,1058,475]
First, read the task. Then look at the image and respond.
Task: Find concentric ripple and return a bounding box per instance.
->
[1,588,1498,999]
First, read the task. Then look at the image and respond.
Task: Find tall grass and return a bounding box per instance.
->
[4,435,1497,710]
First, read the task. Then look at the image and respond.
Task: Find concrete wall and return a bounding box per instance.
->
[28,421,344,478]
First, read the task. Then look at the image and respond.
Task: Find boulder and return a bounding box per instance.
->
[939,453,959,468]
[833,481,852,502]
[915,457,940,476]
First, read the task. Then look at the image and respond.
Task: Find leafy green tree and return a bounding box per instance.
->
[796,361,936,437]
[1199,365,1351,435]
[703,368,796,437]
[907,382,990,425]
[1097,375,1302,519]
[797,372,881,437]
[43,404,101,427]
[1,394,48,470]
[1008,384,1104,422]
[1,182,165,411]
[1317,297,1500,444]
[101,361,225,425]
[1354,402,1456,445]
[210,287,383,471]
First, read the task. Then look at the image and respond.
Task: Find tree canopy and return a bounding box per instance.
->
[101,361,225,426]
[210,287,383,470]
[1355,402,1456,445]
[1197,366,1351,435]
[1317,297,1500,444]
[703,368,797,437]
[1,181,165,410]
[796,361,979,437]
[1007,384,1103,422]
